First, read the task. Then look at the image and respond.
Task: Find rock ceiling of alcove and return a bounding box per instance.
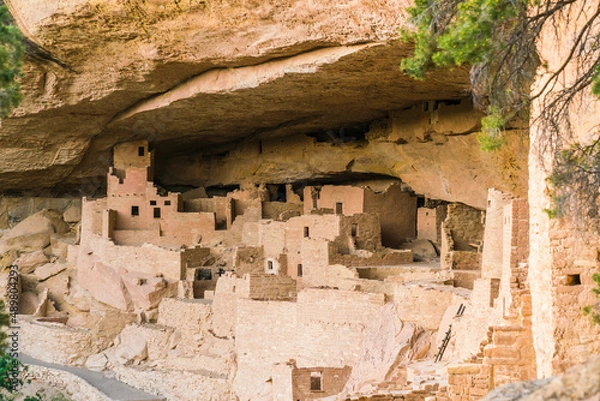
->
[104,43,470,155]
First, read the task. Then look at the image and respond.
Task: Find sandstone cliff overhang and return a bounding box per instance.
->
[2,0,473,197]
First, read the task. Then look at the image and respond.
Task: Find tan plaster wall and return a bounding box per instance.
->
[80,198,105,245]
[259,219,287,258]
[211,274,246,337]
[307,185,365,216]
[417,207,437,243]
[113,140,153,171]
[364,184,416,248]
[481,189,512,279]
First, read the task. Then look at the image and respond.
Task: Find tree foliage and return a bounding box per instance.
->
[583,273,600,325]
[400,0,600,150]
[0,5,23,118]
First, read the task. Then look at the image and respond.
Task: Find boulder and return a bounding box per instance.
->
[62,205,81,223]
[35,262,67,281]
[48,234,77,260]
[14,250,49,274]
[113,325,149,366]
[0,249,18,270]
[85,352,108,371]
[484,355,600,400]
[0,210,69,254]
[402,239,438,261]
[77,252,131,311]
[121,271,174,312]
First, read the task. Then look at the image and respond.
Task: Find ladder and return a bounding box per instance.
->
[434,324,452,363]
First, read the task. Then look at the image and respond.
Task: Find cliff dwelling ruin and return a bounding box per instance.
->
[1,1,600,400]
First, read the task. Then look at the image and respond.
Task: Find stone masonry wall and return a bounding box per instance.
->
[296,289,385,367]
[247,274,297,300]
[21,318,100,365]
[83,235,184,281]
[292,366,352,401]
[234,299,298,401]
[363,184,417,248]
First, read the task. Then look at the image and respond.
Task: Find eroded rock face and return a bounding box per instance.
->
[0,209,69,254]
[343,303,430,394]
[1,0,481,200]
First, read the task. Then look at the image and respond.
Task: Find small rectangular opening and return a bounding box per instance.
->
[138,146,145,156]
[310,372,322,391]
[335,202,343,215]
[297,264,303,277]
[303,226,310,238]
[351,223,358,237]
[566,274,581,286]
[131,206,139,216]
[196,268,212,281]
[153,207,161,218]
[267,260,274,271]
[150,200,157,206]
[164,200,171,206]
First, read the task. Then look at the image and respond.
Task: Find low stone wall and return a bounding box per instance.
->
[247,274,297,300]
[447,364,491,400]
[20,318,100,365]
[114,366,232,401]
[82,236,185,281]
[157,298,212,337]
[329,247,413,267]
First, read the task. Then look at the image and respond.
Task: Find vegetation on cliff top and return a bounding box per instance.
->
[0,5,23,118]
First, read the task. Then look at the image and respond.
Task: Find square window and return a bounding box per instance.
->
[165,200,171,206]
[310,372,322,391]
[138,146,145,156]
[566,274,581,286]
[150,200,157,206]
[131,206,139,216]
